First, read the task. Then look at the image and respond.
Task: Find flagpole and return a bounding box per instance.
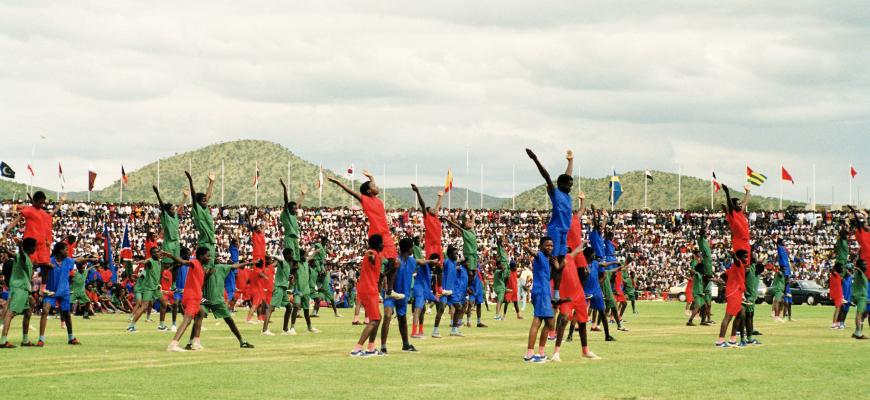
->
[221,160,225,207]
[119,173,123,203]
[465,148,469,210]
[812,164,816,211]
[677,165,682,210]
[56,163,60,201]
[849,163,853,206]
[779,164,783,210]
[480,164,483,209]
[157,159,161,191]
[644,169,648,209]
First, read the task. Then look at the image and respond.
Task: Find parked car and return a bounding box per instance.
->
[667,280,726,302]
[764,280,831,306]
[712,281,767,304]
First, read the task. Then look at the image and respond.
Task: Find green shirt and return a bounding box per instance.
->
[160,211,180,242]
[72,269,87,295]
[744,264,759,301]
[143,259,162,291]
[280,209,300,246]
[461,228,478,270]
[204,264,233,302]
[835,239,849,267]
[853,270,868,300]
[492,268,507,292]
[497,246,509,267]
[313,243,327,268]
[274,260,291,289]
[602,269,615,301]
[191,203,215,245]
[697,237,712,276]
[623,269,635,295]
[10,251,33,290]
[412,245,424,261]
[692,269,705,298]
[771,272,785,294]
[295,262,311,295]
[308,262,322,290]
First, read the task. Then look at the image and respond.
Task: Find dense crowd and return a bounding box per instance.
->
[0,199,850,307]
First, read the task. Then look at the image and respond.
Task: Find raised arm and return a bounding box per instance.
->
[443,217,463,231]
[526,148,554,194]
[740,185,751,210]
[178,190,189,214]
[564,150,574,176]
[205,172,216,203]
[434,191,444,213]
[1,213,22,239]
[153,185,166,211]
[411,184,427,212]
[575,192,586,216]
[280,179,290,208]
[327,176,361,202]
[184,171,197,209]
[297,185,306,208]
[722,184,735,214]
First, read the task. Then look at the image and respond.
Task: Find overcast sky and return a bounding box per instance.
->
[1,1,869,205]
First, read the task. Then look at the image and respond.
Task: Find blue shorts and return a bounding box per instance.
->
[174,291,184,302]
[450,289,466,305]
[843,302,851,314]
[44,294,71,312]
[383,297,408,317]
[225,285,236,301]
[547,225,568,257]
[589,294,605,311]
[531,290,554,319]
[784,295,793,304]
[472,287,484,305]
[1,291,8,301]
[413,291,436,309]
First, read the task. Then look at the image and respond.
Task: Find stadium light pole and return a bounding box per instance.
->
[512,164,516,211]
[779,163,783,210]
[221,160,225,207]
[465,148,469,210]
[812,164,816,211]
[480,164,483,209]
[157,159,160,191]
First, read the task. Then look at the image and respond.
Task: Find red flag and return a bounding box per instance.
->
[252,162,260,187]
[781,166,794,184]
[712,171,721,193]
[121,165,128,185]
[746,166,754,177]
[851,166,858,178]
[88,171,97,191]
[26,163,35,176]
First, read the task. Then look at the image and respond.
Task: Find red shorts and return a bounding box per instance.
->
[182,297,202,317]
[380,235,398,259]
[725,297,742,317]
[163,291,174,304]
[359,293,381,321]
[833,296,843,307]
[686,292,694,304]
[558,296,589,323]
[425,245,443,263]
[615,293,626,303]
[29,241,50,265]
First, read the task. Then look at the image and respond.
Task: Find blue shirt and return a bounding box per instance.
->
[47,256,75,296]
[225,269,237,290]
[590,230,606,260]
[548,190,572,231]
[531,251,551,295]
[582,260,602,297]
[394,255,415,295]
[843,275,853,300]
[777,246,791,277]
[175,265,189,293]
[455,264,468,297]
[229,245,240,263]
[413,262,432,296]
[605,240,618,264]
[442,258,457,292]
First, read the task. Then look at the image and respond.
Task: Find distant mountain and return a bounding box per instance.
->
[385,185,508,210]
[502,170,805,211]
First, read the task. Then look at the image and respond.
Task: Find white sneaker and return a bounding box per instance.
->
[551,353,562,362]
[171,325,177,333]
[335,314,343,318]
[287,328,297,335]
[167,344,186,353]
[308,327,321,334]
[262,330,276,336]
[191,342,204,351]
[389,291,406,300]
[281,330,292,336]
[583,351,601,360]
[442,290,453,296]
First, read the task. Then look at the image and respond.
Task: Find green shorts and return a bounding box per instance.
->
[465,255,479,271]
[161,241,180,264]
[774,293,784,302]
[271,286,290,308]
[7,287,30,314]
[853,297,867,313]
[495,290,505,304]
[294,293,311,310]
[71,291,90,304]
[141,289,161,302]
[743,303,755,314]
[315,288,334,303]
[134,290,143,302]
[285,238,300,261]
[605,297,617,311]
[625,290,636,301]
[693,296,706,309]
[202,299,231,319]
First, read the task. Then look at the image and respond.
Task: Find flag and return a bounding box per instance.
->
[26,163,35,176]
[610,170,623,205]
[712,172,721,193]
[645,170,653,182]
[120,225,133,260]
[317,164,324,193]
[252,162,260,187]
[781,166,794,184]
[746,166,767,186]
[444,169,454,193]
[346,164,354,179]
[121,165,128,186]
[58,162,65,190]
[88,171,97,191]
[851,166,858,179]
[0,162,15,179]
[103,225,117,283]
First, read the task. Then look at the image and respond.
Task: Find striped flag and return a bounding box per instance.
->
[746,166,767,186]
[121,165,128,186]
[252,162,260,187]
[610,170,623,204]
[712,171,721,193]
[120,224,133,260]
[644,170,653,182]
[444,169,454,193]
[346,164,354,179]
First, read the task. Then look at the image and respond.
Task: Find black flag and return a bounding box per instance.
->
[0,162,15,179]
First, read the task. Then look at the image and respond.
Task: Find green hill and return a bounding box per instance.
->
[502,170,805,211]
[384,186,508,210]
[90,140,405,207]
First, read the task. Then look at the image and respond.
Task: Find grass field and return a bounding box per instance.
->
[0,301,866,399]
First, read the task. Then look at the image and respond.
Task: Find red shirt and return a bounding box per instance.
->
[99,268,113,284]
[559,253,584,299]
[614,269,625,296]
[252,231,266,260]
[358,251,381,297]
[725,260,746,299]
[726,210,750,252]
[360,195,389,236]
[144,240,158,259]
[20,205,52,263]
[183,259,205,302]
[855,229,870,265]
[65,240,77,258]
[422,212,442,257]
[829,272,843,301]
[161,269,173,291]
[567,214,583,250]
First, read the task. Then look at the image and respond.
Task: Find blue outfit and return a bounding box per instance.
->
[531,252,554,318]
[224,244,239,300]
[450,264,468,305]
[604,240,619,266]
[589,230,606,260]
[777,246,791,277]
[547,190,572,257]
[45,256,76,312]
[413,262,436,309]
[842,274,854,314]
[173,265,189,302]
[582,260,605,311]
[383,255,414,316]
[470,271,484,305]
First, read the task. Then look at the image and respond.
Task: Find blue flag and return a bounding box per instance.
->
[103,225,117,284]
[609,170,623,205]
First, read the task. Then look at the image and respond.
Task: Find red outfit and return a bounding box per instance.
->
[251,231,266,265]
[724,260,746,317]
[685,278,694,304]
[161,269,174,304]
[358,251,382,320]
[144,239,158,259]
[726,210,751,255]
[422,212,443,261]
[558,253,588,323]
[182,259,205,317]
[360,195,397,259]
[567,214,583,250]
[505,270,518,302]
[829,272,843,307]
[20,205,52,264]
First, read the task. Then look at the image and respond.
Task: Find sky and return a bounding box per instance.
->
[1,1,869,205]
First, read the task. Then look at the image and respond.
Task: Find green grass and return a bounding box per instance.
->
[0,302,864,399]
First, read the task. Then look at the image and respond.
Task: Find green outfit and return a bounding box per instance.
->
[743,264,759,314]
[270,260,292,308]
[852,269,868,314]
[160,211,181,264]
[835,239,850,267]
[203,263,233,319]
[412,245,424,261]
[623,269,636,300]
[698,237,713,303]
[191,203,216,267]
[603,269,617,310]
[140,259,162,302]
[493,268,507,303]
[71,269,90,304]
[280,209,301,261]
[771,272,785,301]
[7,251,33,314]
[461,228,479,271]
[294,262,312,310]
[691,269,706,308]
